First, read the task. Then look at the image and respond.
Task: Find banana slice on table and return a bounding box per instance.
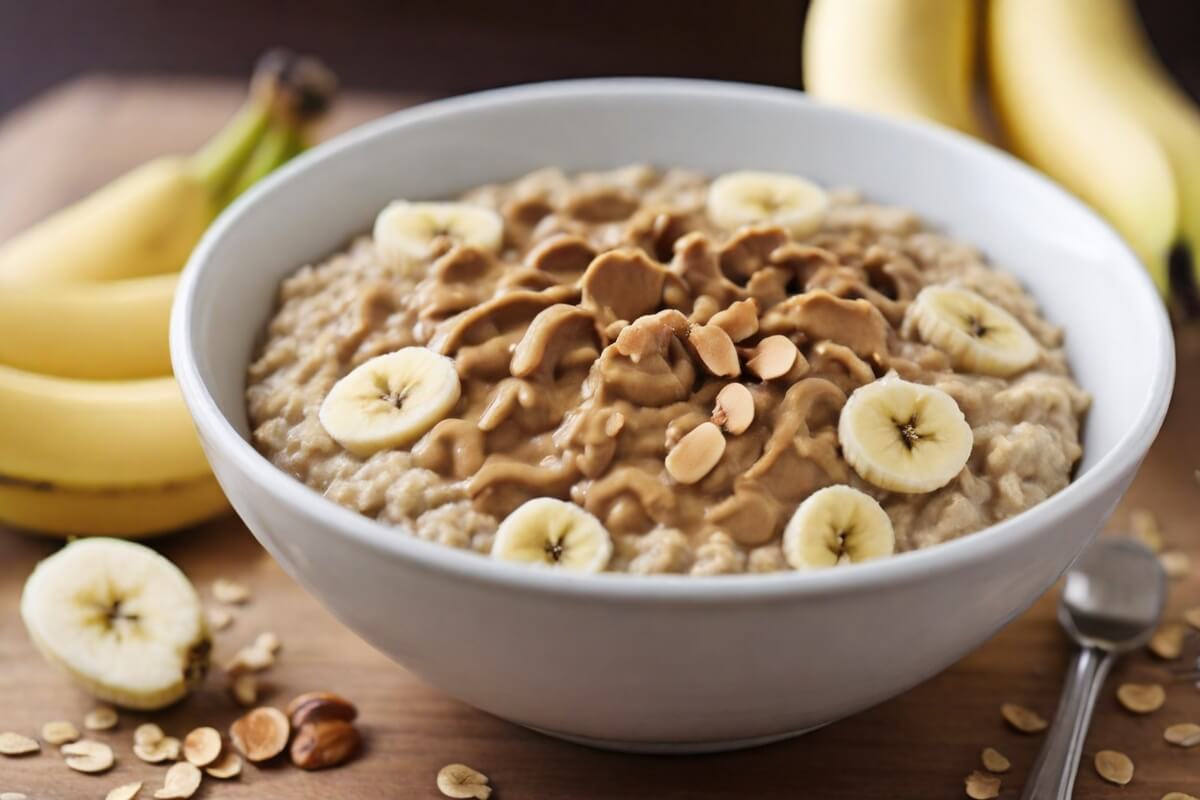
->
[906,286,1040,377]
[374,201,504,266]
[319,347,461,457]
[783,485,895,569]
[707,170,829,237]
[491,498,613,573]
[20,538,210,710]
[838,377,973,494]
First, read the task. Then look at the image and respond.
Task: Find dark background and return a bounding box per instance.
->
[0,0,1197,115]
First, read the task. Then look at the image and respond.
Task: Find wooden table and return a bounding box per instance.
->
[1,76,1198,800]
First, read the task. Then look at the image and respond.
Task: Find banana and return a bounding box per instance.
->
[706,171,829,237]
[490,497,613,573]
[0,475,228,538]
[319,347,462,457]
[0,365,209,489]
[802,0,984,136]
[20,538,210,710]
[905,286,1040,377]
[783,484,895,569]
[0,50,335,286]
[989,0,1178,295]
[838,376,973,493]
[0,273,176,379]
[994,0,1200,300]
[374,201,504,269]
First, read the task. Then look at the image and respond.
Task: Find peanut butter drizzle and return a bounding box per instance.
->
[398,177,950,549]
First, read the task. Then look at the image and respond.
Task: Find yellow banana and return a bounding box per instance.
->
[1025,0,1200,298]
[988,0,1179,295]
[0,273,176,379]
[0,474,228,538]
[0,365,209,489]
[0,104,266,285]
[802,0,983,136]
[0,50,337,286]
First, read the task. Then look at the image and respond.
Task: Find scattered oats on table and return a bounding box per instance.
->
[212,577,251,605]
[207,606,234,630]
[41,720,79,745]
[0,732,39,756]
[61,739,115,773]
[980,746,1010,773]
[1130,508,1164,552]
[1163,722,1200,747]
[964,769,1001,799]
[1093,749,1133,786]
[437,763,492,799]
[105,781,143,800]
[84,705,119,731]
[1116,682,1165,714]
[154,761,202,799]
[1000,702,1048,734]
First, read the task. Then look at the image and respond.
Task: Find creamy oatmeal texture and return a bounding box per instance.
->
[246,165,1089,575]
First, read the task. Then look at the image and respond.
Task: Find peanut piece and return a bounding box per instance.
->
[712,383,755,435]
[665,422,726,485]
[746,335,798,380]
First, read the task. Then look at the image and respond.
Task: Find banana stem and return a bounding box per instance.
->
[188,102,272,200]
[221,121,305,207]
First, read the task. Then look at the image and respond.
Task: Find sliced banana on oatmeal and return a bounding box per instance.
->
[838,377,973,494]
[707,170,829,237]
[319,347,461,457]
[374,201,504,265]
[906,286,1040,377]
[783,485,895,569]
[491,497,613,573]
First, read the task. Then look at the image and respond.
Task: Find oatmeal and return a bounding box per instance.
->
[246,165,1088,575]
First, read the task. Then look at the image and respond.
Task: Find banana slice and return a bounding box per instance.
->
[20,538,210,710]
[319,347,461,457]
[491,497,613,573]
[838,377,973,493]
[783,485,895,569]
[707,170,829,237]
[374,201,504,266]
[906,286,1040,377]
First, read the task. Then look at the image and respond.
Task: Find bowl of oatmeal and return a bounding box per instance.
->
[172,79,1172,751]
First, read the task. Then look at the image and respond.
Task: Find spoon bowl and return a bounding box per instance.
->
[1023,537,1167,799]
[1060,538,1167,652]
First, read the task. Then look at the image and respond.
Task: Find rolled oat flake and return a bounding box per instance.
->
[1094,749,1133,785]
[1115,682,1165,714]
[964,770,1001,800]
[1000,702,1048,734]
[1164,722,1200,747]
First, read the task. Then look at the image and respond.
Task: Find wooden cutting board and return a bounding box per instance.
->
[1,76,1197,800]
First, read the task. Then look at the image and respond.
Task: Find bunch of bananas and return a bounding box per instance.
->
[803,0,1200,311]
[0,51,336,538]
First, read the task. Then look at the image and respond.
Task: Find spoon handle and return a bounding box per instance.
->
[1020,646,1114,800]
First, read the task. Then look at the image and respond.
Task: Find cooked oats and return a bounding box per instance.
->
[246,167,1088,574]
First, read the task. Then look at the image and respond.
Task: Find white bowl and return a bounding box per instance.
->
[172,79,1173,753]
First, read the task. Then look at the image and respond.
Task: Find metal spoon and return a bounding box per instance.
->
[1021,538,1167,799]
